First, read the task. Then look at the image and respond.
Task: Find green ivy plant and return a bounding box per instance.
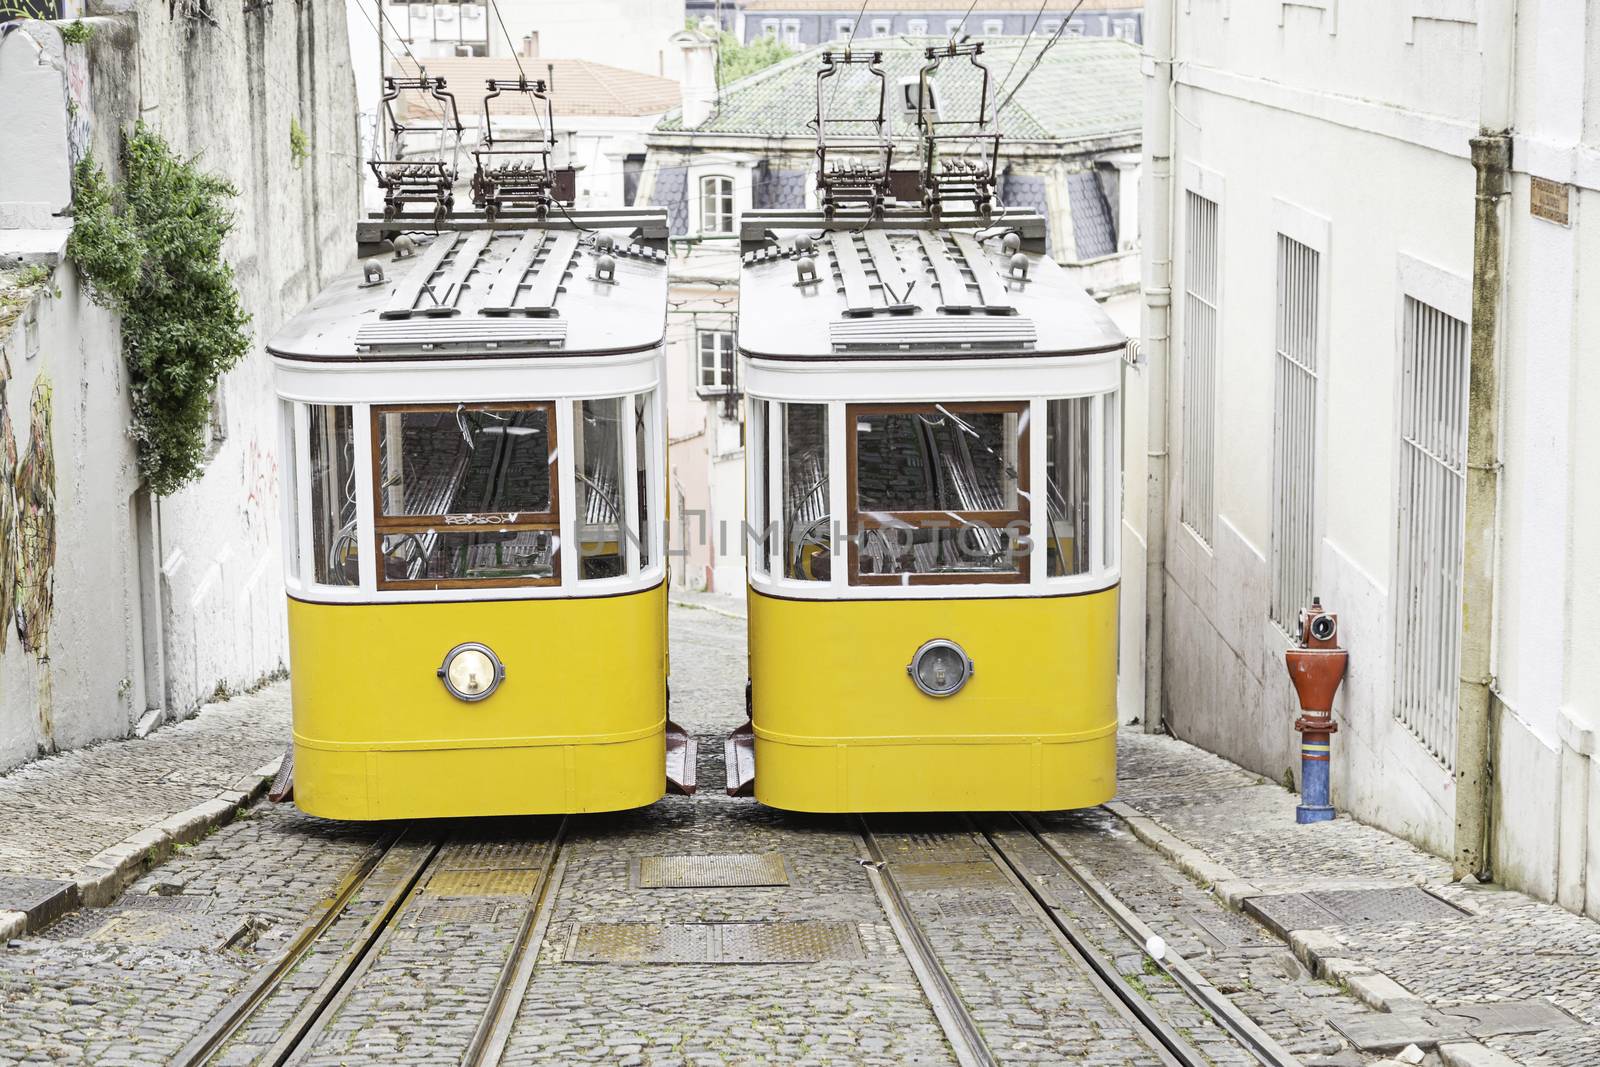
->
[289,116,309,169]
[58,20,92,44]
[66,122,251,495]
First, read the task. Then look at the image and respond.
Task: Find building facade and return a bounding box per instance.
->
[642,31,1140,599]
[1139,0,1600,917]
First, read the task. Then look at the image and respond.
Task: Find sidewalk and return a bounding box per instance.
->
[0,684,288,939]
[1113,730,1600,1067]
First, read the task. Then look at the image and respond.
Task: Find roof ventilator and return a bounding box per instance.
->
[814,49,895,219]
[470,77,577,221]
[371,76,466,224]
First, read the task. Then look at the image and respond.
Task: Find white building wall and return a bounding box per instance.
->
[1151,0,1600,912]
[0,7,356,772]
[497,0,683,78]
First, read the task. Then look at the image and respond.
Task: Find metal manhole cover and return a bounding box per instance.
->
[1438,1000,1584,1037]
[1245,887,1469,936]
[83,911,242,951]
[0,874,77,925]
[877,833,984,858]
[425,869,541,897]
[934,896,1025,921]
[632,854,789,889]
[434,841,549,871]
[565,922,863,964]
[888,861,1005,892]
[1185,909,1277,951]
[406,900,510,927]
[119,895,212,913]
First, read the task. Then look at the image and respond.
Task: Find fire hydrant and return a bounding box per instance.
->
[1286,597,1348,824]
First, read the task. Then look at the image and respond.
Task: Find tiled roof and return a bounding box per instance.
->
[742,0,1135,10]
[397,57,680,119]
[655,36,1138,141]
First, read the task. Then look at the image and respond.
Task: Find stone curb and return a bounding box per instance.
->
[1101,795,1526,1067]
[3,758,281,945]
[667,595,748,622]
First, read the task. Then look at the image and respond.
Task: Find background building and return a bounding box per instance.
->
[737,0,1142,47]
[1139,0,1600,918]
[642,30,1141,597]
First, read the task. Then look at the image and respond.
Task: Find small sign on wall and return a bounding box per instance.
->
[1530,177,1571,226]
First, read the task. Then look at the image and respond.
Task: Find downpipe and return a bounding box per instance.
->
[1454,133,1509,882]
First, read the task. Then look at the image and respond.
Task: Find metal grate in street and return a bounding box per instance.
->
[564,921,865,964]
[631,852,789,888]
[424,868,542,897]
[1244,886,1470,937]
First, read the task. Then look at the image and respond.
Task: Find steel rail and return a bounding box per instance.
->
[970,818,1202,1067]
[462,817,572,1067]
[271,833,448,1065]
[172,829,408,1067]
[1015,814,1304,1067]
[855,818,999,1067]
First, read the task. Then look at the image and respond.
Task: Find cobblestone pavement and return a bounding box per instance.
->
[2,599,1593,1066]
[0,685,291,881]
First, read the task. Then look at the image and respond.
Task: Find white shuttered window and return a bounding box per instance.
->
[1393,297,1469,769]
[1269,235,1320,632]
[1181,191,1219,545]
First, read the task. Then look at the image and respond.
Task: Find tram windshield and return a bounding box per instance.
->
[849,403,1028,585]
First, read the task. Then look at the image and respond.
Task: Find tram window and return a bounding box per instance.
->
[372,402,560,589]
[1103,393,1120,571]
[749,401,770,576]
[634,393,652,570]
[1046,397,1093,576]
[375,404,553,518]
[280,401,300,582]
[576,397,627,580]
[848,403,1027,584]
[782,403,829,581]
[380,529,557,583]
[308,405,358,586]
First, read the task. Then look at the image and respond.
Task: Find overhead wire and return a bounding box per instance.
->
[993,0,1089,120]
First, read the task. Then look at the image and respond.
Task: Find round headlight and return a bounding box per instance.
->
[907,639,973,698]
[437,642,505,702]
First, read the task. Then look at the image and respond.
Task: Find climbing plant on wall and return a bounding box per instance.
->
[66,121,252,496]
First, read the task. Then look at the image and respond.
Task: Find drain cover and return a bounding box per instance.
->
[1332,1012,1471,1053]
[406,901,509,927]
[1244,887,1468,936]
[934,896,1024,921]
[0,874,78,926]
[119,895,211,913]
[875,833,984,859]
[434,841,549,871]
[1438,999,1583,1037]
[887,861,1005,892]
[566,921,864,964]
[1185,909,1278,952]
[425,869,541,897]
[81,911,243,951]
[633,854,788,889]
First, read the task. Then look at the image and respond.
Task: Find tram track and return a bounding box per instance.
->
[175,818,570,1067]
[860,814,1301,1067]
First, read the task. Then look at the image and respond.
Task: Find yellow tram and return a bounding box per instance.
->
[268,205,693,820]
[726,208,1126,812]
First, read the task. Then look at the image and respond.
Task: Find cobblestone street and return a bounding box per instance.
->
[0,603,1593,1066]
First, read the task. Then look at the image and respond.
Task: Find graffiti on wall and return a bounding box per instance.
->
[241,436,278,545]
[0,354,15,654]
[15,378,55,656]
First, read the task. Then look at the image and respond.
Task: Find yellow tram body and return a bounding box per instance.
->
[269,209,686,820]
[731,208,1128,812]
[287,587,666,820]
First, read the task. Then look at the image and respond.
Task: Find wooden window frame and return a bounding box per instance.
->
[845,401,1031,587]
[370,401,561,590]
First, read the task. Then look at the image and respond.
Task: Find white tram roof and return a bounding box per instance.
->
[268,215,668,363]
[738,210,1126,361]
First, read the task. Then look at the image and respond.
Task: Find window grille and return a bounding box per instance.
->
[1269,234,1320,632]
[1181,190,1218,545]
[1393,296,1469,769]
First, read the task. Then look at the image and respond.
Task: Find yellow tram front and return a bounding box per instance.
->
[730,211,1126,812]
[268,214,682,820]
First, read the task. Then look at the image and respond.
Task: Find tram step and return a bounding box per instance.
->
[724,719,756,797]
[666,720,698,796]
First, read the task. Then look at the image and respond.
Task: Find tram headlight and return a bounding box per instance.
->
[907,639,973,698]
[437,642,505,702]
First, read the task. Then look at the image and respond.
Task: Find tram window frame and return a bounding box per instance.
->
[574,396,630,581]
[308,404,360,588]
[280,400,301,583]
[1045,396,1094,578]
[845,401,1030,587]
[369,401,561,590]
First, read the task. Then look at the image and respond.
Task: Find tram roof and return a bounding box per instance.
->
[268,213,669,363]
[737,210,1126,361]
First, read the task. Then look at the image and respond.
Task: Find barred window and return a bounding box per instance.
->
[1181,190,1219,545]
[1393,297,1469,768]
[1269,235,1321,632]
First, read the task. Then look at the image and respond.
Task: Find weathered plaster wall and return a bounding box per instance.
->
[0,4,355,771]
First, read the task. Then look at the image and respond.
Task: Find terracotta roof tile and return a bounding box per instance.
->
[397,57,680,119]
